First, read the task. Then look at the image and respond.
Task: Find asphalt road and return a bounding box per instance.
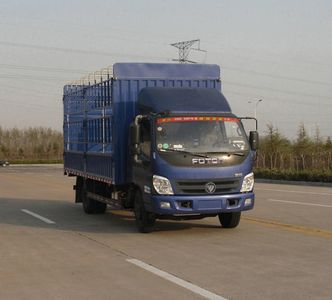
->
[0,165,331,300]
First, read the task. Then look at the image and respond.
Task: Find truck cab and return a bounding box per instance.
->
[130,87,258,232]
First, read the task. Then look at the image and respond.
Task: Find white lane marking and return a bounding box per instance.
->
[21,209,56,224]
[126,258,227,300]
[267,199,332,208]
[256,188,332,197]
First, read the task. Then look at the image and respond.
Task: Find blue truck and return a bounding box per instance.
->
[63,63,258,232]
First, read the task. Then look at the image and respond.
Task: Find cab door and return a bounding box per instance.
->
[132,118,153,210]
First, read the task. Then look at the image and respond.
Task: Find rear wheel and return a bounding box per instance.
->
[218,212,241,228]
[93,200,107,214]
[82,180,107,214]
[75,177,84,203]
[134,191,155,233]
[82,193,107,214]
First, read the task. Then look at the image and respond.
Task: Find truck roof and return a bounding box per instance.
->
[113,63,220,79]
[138,87,231,115]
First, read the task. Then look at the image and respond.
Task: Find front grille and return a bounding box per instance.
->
[176,178,240,195]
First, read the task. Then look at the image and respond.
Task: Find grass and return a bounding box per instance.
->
[8,159,63,164]
[254,168,332,183]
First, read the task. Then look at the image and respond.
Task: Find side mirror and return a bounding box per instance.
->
[249,131,259,151]
[130,120,142,163]
[130,123,140,146]
[130,125,141,156]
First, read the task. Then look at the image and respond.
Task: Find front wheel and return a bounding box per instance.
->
[218,212,241,228]
[134,191,155,233]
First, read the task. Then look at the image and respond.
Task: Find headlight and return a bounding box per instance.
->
[240,172,254,193]
[153,175,174,195]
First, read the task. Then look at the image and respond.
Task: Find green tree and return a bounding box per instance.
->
[293,123,313,170]
[258,124,290,169]
[325,137,332,170]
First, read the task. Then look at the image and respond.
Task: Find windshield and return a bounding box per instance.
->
[156,116,249,153]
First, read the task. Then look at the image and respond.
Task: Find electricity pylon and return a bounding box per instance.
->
[170,39,207,63]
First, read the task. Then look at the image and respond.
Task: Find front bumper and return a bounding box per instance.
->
[151,192,254,215]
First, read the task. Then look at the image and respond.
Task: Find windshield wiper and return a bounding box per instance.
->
[160,149,211,158]
[208,151,246,156]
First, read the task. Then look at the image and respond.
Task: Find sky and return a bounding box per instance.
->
[0,0,331,139]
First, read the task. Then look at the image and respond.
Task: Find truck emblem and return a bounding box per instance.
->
[192,157,221,165]
[205,182,216,194]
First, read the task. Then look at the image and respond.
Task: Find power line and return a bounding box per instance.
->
[1,43,330,88]
[0,73,69,82]
[222,65,332,87]
[224,90,332,108]
[1,84,59,97]
[0,40,167,61]
[2,62,330,91]
[0,98,59,111]
[224,81,332,102]
[208,45,332,70]
[0,63,89,74]
[1,71,331,106]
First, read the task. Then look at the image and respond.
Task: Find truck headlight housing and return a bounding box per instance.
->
[240,172,254,193]
[153,175,174,195]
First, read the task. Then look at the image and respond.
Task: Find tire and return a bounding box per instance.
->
[93,200,107,214]
[75,177,84,203]
[218,212,241,228]
[82,190,107,215]
[134,191,155,233]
